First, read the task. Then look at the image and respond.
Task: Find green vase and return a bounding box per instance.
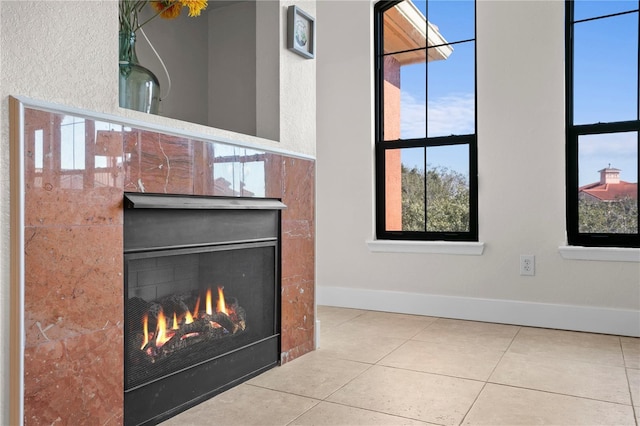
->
[119,31,160,114]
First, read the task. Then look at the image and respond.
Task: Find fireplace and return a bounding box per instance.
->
[12,101,315,425]
[123,193,285,425]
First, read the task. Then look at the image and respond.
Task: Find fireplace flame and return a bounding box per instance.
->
[193,296,201,319]
[217,286,228,314]
[155,308,173,348]
[206,288,213,315]
[137,286,243,357]
[185,309,194,325]
[172,312,179,330]
[141,313,149,350]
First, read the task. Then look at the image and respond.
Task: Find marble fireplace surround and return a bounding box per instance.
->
[9,97,316,425]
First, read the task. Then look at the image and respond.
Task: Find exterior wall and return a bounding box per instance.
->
[316,1,638,335]
[0,1,316,424]
[383,57,402,231]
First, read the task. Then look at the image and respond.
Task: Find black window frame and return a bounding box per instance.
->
[565,0,640,248]
[374,0,478,242]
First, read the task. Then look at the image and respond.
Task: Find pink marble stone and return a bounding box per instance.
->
[264,153,284,199]
[280,278,315,359]
[193,140,217,196]
[20,107,316,424]
[281,231,315,283]
[277,158,315,364]
[23,110,124,227]
[24,225,123,347]
[282,158,315,221]
[124,130,194,194]
[25,188,124,227]
[24,326,124,425]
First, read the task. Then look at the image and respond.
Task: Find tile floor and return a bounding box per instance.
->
[162,306,640,426]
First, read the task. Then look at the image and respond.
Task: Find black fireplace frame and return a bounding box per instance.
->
[123,193,285,426]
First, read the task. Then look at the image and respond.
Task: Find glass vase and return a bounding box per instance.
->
[119,31,160,114]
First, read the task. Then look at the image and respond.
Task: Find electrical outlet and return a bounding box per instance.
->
[520,255,535,276]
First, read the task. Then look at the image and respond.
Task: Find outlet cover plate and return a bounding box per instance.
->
[520,254,535,276]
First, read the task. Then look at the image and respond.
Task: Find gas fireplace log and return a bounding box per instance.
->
[202,312,240,334]
[234,305,247,331]
[175,318,220,337]
[159,333,209,357]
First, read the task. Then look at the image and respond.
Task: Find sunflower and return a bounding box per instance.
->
[180,0,208,17]
[120,0,209,35]
[150,1,182,19]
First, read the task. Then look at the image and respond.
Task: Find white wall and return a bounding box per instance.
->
[316,1,639,336]
[0,1,316,423]
[137,5,210,126]
[208,1,257,135]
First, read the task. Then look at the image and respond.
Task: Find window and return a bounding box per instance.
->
[566,0,640,248]
[374,0,477,242]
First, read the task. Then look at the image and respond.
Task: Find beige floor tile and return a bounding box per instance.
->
[463,383,635,425]
[318,328,408,364]
[622,336,640,369]
[290,401,430,426]
[333,310,438,340]
[508,327,624,366]
[247,350,371,399]
[628,367,640,407]
[379,339,505,381]
[412,318,520,351]
[327,365,483,426]
[160,384,318,426]
[490,352,631,404]
[317,305,366,328]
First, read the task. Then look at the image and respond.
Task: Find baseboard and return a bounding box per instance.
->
[317,286,640,337]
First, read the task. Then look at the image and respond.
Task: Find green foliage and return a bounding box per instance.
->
[579,196,638,234]
[401,165,470,232]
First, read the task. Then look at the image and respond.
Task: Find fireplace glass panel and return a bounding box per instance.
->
[125,243,276,390]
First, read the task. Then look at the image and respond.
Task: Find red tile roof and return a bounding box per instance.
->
[579,180,638,201]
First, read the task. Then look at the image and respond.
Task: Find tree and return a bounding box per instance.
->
[579,196,638,233]
[401,165,470,232]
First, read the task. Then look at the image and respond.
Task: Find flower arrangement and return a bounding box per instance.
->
[118,0,207,114]
[119,0,208,36]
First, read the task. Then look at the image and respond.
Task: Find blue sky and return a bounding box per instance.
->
[398,0,639,187]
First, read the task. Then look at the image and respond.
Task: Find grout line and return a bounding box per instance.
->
[620,336,639,426]
[458,325,523,425]
[483,382,637,408]
[299,399,445,425]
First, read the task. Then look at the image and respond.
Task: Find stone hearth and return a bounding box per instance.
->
[14,104,315,424]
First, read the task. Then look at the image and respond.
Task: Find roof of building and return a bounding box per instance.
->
[383,0,452,65]
[579,180,637,201]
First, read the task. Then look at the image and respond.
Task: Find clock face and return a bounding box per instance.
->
[294,17,309,49]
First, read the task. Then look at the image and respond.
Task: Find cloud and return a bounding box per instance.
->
[400,91,475,139]
[578,132,637,156]
[578,132,638,184]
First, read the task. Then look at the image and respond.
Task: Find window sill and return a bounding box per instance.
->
[366,240,485,255]
[558,246,640,262]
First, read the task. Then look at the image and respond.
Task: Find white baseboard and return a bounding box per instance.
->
[317,286,640,337]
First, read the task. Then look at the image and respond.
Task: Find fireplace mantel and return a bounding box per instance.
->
[9,96,316,425]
